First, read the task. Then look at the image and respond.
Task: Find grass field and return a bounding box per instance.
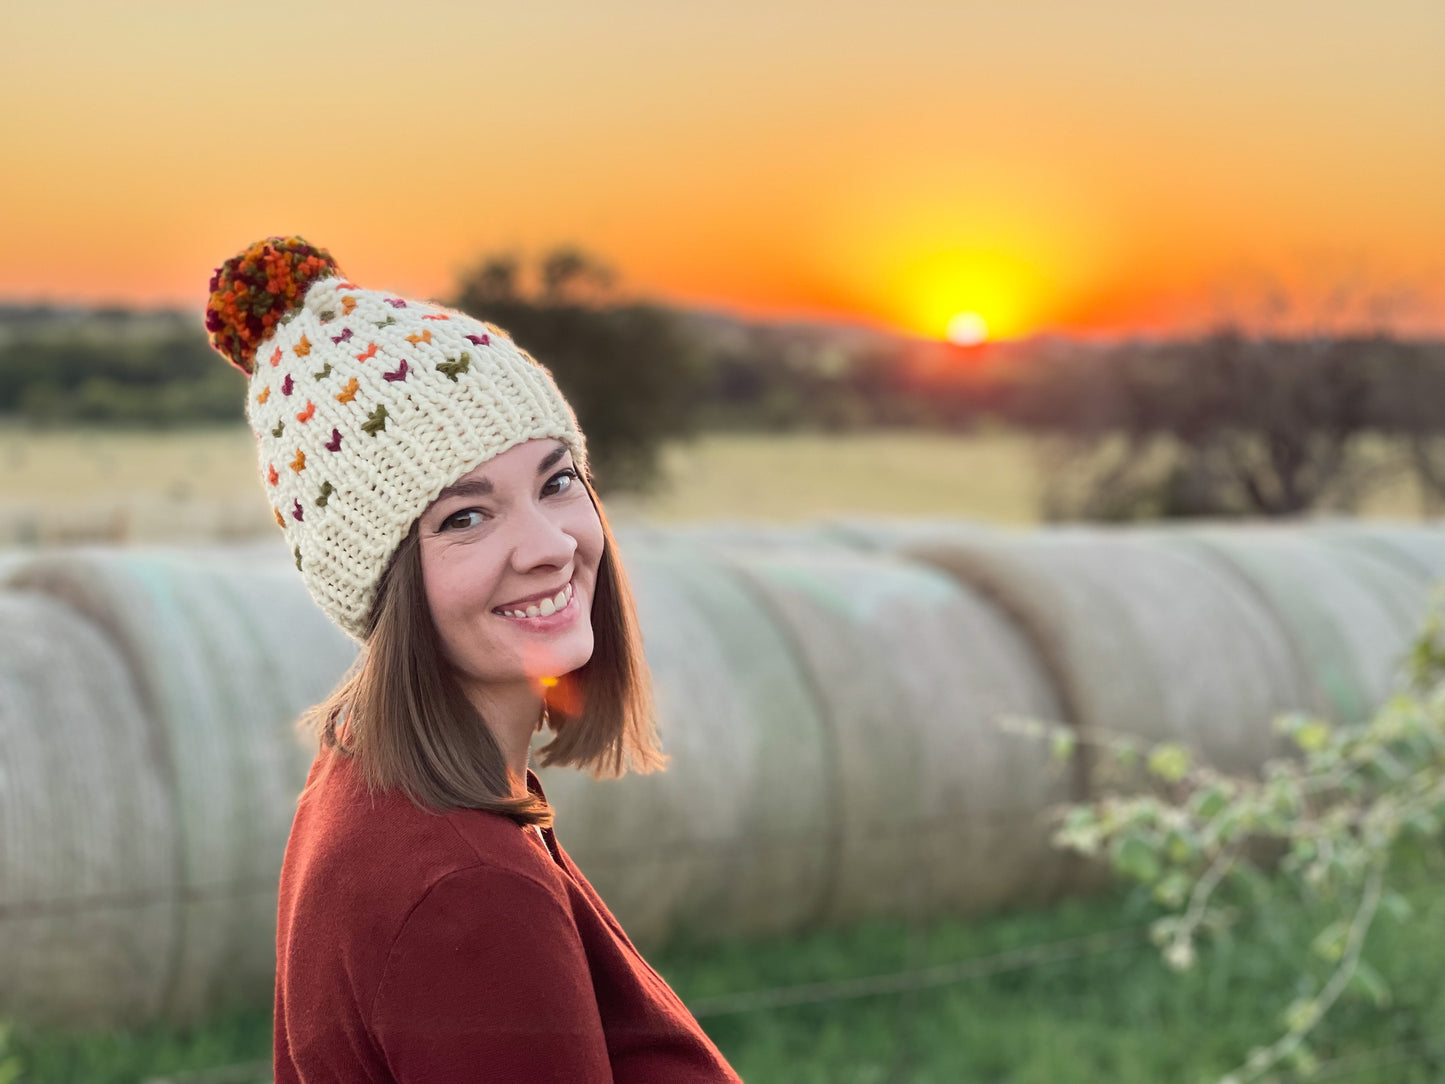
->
[0,425,1434,546]
[6,856,1443,1084]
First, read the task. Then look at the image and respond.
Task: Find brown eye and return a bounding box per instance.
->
[442,509,486,531]
[544,468,577,496]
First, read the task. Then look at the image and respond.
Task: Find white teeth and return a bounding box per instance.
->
[498,580,574,620]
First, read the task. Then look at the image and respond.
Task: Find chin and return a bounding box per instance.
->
[497,627,596,685]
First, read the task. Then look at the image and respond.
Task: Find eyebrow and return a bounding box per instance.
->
[431,442,571,505]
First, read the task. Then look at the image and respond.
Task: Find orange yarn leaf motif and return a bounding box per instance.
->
[405,329,432,345]
[294,335,311,357]
[422,313,449,321]
[342,297,356,315]
[270,347,282,367]
[336,378,359,403]
[273,507,285,528]
[267,464,278,486]
[257,385,271,404]
[356,343,378,362]
[290,449,306,473]
[296,400,316,423]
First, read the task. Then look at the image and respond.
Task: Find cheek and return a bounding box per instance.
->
[420,546,493,645]
[575,503,606,573]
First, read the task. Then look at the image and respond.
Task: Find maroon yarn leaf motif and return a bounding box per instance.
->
[465,334,490,346]
[331,328,353,344]
[291,499,304,522]
[281,374,294,396]
[325,428,342,452]
[383,359,409,382]
[385,298,408,308]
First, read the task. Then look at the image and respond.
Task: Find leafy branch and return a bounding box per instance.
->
[1005,597,1445,1082]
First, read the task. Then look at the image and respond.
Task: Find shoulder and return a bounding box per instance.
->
[277,747,569,981]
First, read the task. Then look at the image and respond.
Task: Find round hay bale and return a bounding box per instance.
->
[1309,521,1445,592]
[1152,526,1425,724]
[699,540,1072,922]
[894,527,1309,776]
[821,517,1004,552]
[534,543,832,949]
[0,591,178,1027]
[3,548,358,1022]
[636,520,863,553]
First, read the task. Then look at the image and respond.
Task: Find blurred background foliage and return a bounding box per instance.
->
[4,246,1443,521]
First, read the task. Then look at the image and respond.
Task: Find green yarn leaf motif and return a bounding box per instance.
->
[361,404,388,435]
[438,352,471,381]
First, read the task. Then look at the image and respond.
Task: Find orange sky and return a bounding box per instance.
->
[2,2,1442,341]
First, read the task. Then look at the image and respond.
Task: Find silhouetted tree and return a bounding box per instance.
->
[1033,329,1396,520]
[451,246,706,493]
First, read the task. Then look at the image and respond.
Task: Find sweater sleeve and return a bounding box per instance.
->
[369,865,614,1084]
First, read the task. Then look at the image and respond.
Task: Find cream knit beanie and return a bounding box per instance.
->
[205,236,588,642]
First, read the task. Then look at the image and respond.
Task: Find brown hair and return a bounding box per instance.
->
[300,472,666,827]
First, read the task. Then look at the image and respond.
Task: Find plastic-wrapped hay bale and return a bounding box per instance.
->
[0,591,178,1026]
[632,520,865,553]
[1309,521,1445,592]
[534,542,832,948]
[821,516,1004,553]
[892,526,1310,775]
[699,540,1073,921]
[4,548,358,1022]
[1155,526,1425,724]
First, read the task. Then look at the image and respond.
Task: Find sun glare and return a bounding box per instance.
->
[946,311,989,346]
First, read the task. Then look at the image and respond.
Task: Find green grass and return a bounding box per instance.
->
[6,859,1443,1084]
[651,859,1445,1084]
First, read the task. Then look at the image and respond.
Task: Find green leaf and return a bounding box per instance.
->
[1351,960,1392,1008]
[1114,835,1162,883]
[1293,720,1333,753]
[1152,870,1192,908]
[1189,784,1229,821]
[1311,921,1348,963]
[1165,829,1197,865]
[1146,743,1190,783]
[1282,996,1321,1033]
[1380,890,1414,923]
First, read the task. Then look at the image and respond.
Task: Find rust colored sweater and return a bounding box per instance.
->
[273,746,741,1083]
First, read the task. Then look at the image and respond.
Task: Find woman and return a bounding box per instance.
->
[205,237,741,1083]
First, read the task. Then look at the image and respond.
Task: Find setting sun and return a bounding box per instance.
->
[946,311,989,345]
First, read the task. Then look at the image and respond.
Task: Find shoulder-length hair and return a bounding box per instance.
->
[300,469,666,827]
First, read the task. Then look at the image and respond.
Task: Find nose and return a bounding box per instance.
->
[507,497,578,575]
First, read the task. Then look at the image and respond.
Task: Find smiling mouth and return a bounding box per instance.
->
[492,580,575,619]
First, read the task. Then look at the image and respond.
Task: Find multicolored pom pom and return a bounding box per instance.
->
[205,237,342,375]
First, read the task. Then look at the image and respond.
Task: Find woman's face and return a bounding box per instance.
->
[417,439,603,693]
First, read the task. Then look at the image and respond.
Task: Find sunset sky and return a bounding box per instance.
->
[2,1,1442,341]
